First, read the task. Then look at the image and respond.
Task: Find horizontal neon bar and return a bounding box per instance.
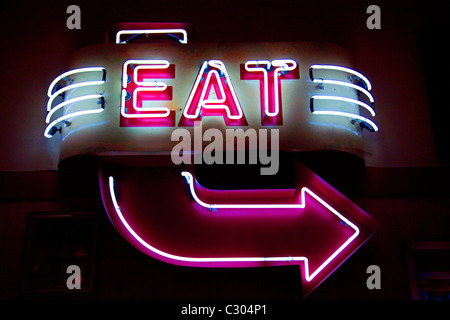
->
[313,79,375,103]
[116,29,188,44]
[46,94,103,123]
[313,110,379,132]
[311,95,376,117]
[310,64,372,91]
[47,67,105,98]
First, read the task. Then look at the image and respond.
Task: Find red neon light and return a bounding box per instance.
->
[240,62,299,126]
[120,61,176,127]
[179,61,248,126]
[99,160,379,297]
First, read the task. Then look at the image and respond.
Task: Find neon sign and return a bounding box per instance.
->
[118,58,381,131]
[43,34,380,297]
[309,64,377,132]
[116,28,188,44]
[119,59,374,129]
[242,59,299,125]
[44,59,377,138]
[119,59,301,127]
[44,67,106,138]
[180,60,246,126]
[99,162,379,297]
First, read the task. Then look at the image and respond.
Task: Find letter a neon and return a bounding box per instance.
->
[181,60,246,126]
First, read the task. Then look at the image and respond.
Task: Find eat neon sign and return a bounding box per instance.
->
[44,60,378,138]
[120,58,300,127]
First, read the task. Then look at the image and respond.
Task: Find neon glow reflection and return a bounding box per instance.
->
[107,173,360,282]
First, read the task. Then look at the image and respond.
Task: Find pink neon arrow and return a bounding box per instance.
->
[99,161,378,297]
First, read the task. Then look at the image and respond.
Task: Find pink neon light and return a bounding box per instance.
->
[179,60,247,126]
[120,60,176,127]
[241,59,299,126]
[107,173,359,283]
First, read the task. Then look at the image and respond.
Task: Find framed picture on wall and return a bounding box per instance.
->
[406,241,450,300]
[21,212,97,294]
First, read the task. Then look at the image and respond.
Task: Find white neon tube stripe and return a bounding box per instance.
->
[313,79,375,103]
[47,80,105,111]
[312,95,376,117]
[47,67,105,98]
[44,103,104,138]
[121,89,170,118]
[182,171,303,209]
[108,174,359,282]
[122,60,170,89]
[310,65,372,91]
[116,29,188,44]
[313,110,379,132]
[46,94,103,123]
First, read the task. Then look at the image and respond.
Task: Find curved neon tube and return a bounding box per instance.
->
[46,94,103,123]
[44,101,104,138]
[47,80,105,111]
[108,174,359,282]
[47,67,105,98]
[310,65,372,91]
[313,110,378,132]
[182,171,303,209]
[313,79,375,103]
[311,95,375,117]
[116,29,188,44]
